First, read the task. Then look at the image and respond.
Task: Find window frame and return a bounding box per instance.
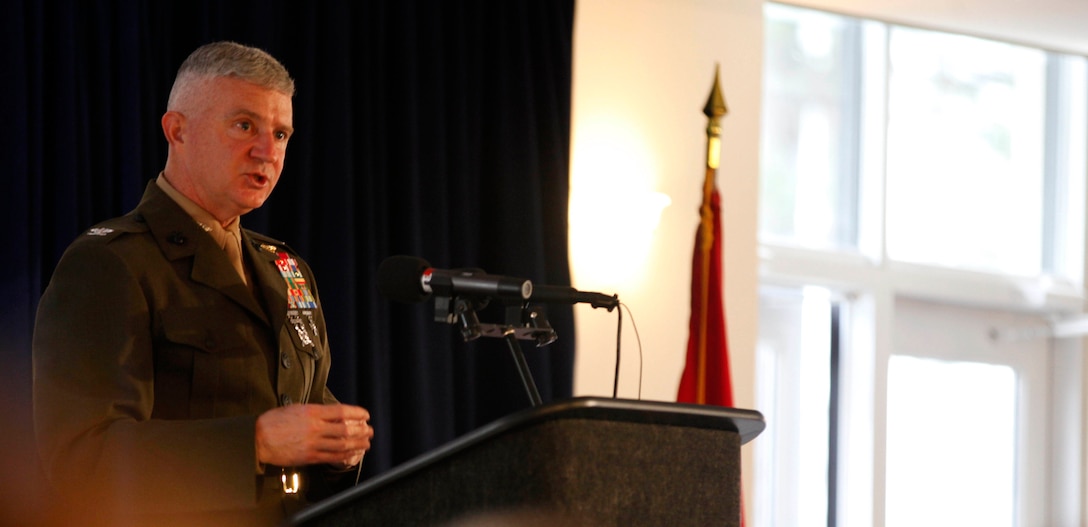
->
[756,4,1088,526]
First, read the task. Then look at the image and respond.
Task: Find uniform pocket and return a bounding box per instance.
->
[161,307,248,353]
[158,307,271,417]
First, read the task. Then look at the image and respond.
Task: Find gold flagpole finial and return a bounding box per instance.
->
[703,64,728,172]
[704,63,729,125]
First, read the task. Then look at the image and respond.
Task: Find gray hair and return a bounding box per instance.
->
[167,41,295,110]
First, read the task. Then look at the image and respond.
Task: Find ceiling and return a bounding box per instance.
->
[779,0,1088,56]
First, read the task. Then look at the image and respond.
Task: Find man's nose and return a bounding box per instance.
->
[250,132,283,163]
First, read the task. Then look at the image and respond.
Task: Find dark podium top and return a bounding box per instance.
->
[286,396,765,527]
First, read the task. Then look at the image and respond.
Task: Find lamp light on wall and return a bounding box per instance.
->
[569,117,671,290]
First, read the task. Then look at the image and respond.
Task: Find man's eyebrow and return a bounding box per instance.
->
[225,108,260,120]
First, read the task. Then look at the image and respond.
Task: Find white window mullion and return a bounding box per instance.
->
[1050,337,1084,524]
[856,19,889,264]
[835,290,881,527]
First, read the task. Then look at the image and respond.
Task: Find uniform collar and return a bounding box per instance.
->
[155,173,242,239]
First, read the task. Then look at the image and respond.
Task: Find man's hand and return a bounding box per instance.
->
[255,404,373,468]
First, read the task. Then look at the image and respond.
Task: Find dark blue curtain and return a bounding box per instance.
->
[1,1,576,524]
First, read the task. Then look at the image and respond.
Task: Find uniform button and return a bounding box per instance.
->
[280,394,293,406]
[281,351,292,369]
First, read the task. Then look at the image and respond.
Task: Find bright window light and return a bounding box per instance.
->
[885,28,1048,276]
[885,356,1016,527]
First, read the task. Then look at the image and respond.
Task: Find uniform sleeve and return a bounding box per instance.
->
[32,239,262,516]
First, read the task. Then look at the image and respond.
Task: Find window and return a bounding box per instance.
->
[757,4,1088,527]
[885,356,1017,526]
[886,28,1050,276]
[886,298,1050,527]
[760,6,861,251]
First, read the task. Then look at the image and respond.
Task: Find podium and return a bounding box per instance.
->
[284,397,764,527]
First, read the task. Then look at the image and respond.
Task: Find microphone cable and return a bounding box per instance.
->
[611,302,644,400]
[612,306,622,399]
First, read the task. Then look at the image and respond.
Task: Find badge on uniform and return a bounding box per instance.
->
[288,310,314,348]
[275,252,318,309]
[303,310,318,338]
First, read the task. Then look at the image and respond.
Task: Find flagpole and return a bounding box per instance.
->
[695,65,729,404]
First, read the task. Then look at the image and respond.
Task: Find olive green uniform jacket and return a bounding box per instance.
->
[33,181,343,526]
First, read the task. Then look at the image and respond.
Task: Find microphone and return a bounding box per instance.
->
[377,255,533,303]
[529,284,619,310]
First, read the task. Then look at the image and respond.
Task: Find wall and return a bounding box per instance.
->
[569,0,764,514]
[571,0,1088,522]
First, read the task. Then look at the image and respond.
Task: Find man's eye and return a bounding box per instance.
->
[236,122,252,132]
[275,131,289,141]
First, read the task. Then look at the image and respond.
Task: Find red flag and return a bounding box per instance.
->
[677,177,734,407]
[678,67,733,408]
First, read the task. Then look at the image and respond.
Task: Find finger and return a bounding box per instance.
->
[325,418,375,441]
[311,448,366,468]
[313,435,371,455]
[314,423,372,449]
[313,403,370,423]
[344,449,366,467]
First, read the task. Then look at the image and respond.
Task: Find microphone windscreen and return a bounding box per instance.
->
[377,255,431,303]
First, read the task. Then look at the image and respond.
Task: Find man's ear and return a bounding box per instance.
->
[161,111,186,145]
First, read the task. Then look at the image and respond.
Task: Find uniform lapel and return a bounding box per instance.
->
[137,181,271,326]
[189,246,270,325]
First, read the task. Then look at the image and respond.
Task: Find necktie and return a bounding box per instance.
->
[223,227,247,285]
[196,219,248,285]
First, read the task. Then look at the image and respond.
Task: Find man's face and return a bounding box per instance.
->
[174,76,294,221]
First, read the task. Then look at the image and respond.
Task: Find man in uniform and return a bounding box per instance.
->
[32,41,372,526]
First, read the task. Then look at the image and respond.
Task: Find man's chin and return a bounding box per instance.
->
[232,199,266,218]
